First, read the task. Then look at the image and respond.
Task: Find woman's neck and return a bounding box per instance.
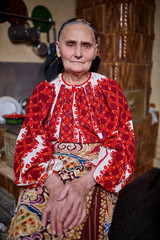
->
[63,71,90,86]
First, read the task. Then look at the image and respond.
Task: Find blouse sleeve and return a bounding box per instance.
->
[14,81,63,187]
[93,78,135,193]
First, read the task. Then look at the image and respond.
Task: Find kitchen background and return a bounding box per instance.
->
[0,0,160,237]
[0,0,76,100]
[0,0,160,176]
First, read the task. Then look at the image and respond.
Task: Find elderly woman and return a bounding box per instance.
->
[8,18,135,240]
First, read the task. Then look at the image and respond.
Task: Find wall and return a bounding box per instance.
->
[0,0,76,101]
[0,0,76,63]
[151,0,160,167]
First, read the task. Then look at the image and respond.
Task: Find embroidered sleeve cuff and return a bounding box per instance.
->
[49,158,63,173]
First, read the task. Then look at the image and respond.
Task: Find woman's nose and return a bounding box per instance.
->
[75,45,82,57]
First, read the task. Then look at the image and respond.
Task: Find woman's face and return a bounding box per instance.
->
[56,23,97,75]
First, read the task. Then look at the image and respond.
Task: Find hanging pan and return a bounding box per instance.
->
[7,0,28,25]
[31,5,53,33]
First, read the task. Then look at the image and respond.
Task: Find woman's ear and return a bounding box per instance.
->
[94,44,98,59]
[56,41,61,58]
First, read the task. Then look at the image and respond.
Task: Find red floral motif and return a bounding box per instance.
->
[14,73,135,192]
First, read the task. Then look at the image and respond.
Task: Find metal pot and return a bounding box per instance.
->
[8,25,26,43]
[32,42,48,57]
[8,24,40,43]
[25,26,40,43]
[20,98,28,114]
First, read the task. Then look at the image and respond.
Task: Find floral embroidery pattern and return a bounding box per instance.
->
[14,72,135,192]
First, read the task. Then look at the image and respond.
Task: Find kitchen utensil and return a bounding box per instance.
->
[0,96,21,124]
[20,98,28,114]
[32,42,48,57]
[31,5,53,33]
[8,24,40,43]
[7,0,28,25]
[46,28,51,55]
[8,24,26,43]
[49,26,56,54]
[25,26,40,43]
[0,96,21,116]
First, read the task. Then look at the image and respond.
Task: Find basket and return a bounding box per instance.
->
[3,132,17,169]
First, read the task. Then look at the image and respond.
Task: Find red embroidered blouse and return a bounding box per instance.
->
[14,73,135,192]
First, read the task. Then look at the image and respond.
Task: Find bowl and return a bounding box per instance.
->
[3,113,25,125]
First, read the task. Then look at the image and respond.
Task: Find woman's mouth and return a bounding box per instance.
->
[71,61,84,64]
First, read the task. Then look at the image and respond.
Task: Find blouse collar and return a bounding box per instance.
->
[61,72,92,87]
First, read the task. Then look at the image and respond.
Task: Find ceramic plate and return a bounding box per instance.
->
[0,96,21,118]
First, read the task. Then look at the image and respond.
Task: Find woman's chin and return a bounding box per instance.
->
[66,67,90,75]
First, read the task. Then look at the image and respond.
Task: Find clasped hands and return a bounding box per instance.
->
[42,169,96,237]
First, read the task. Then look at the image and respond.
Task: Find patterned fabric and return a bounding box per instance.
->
[8,143,118,240]
[8,186,117,240]
[14,72,135,192]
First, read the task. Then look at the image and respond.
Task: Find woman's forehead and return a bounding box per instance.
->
[59,23,95,42]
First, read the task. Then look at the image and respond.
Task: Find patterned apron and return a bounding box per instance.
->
[8,143,118,240]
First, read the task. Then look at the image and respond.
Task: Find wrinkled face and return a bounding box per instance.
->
[56,23,97,75]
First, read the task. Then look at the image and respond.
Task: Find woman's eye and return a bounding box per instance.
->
[67,42,75,47]
[83,44,91,49]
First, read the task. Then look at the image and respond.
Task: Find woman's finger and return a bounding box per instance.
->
[77,204,86,226]
[41,207,49,227]
[56,198,67,236]
[42,197,64,236]
[68,202,85,230]
[59,199,73,223]
[50,207,57,236]
[63,201,81,229]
